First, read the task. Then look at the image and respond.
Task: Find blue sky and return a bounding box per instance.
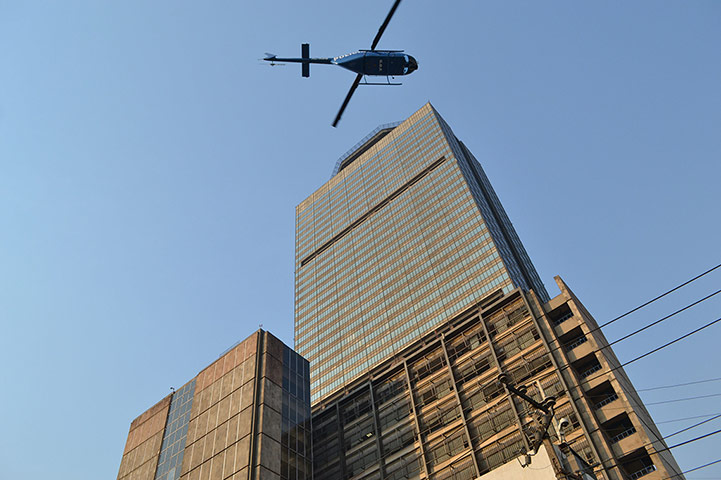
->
[1,1,720,479]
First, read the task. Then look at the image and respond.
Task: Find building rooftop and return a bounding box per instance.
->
[331,121,401,176]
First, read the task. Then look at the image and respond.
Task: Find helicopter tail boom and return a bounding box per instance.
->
[263,43,332,76]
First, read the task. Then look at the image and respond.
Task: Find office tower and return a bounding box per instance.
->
[116,330,312,480]
[295,103,549,401]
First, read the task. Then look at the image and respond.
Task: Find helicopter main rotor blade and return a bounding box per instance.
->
[370,0,402,50]
[333,73,363,128]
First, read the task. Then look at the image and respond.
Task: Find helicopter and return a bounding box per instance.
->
[264,0,417,127]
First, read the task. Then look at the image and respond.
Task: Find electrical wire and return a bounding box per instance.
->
[646,393,721,406]
[579,393,721,410]
[480,266,721,478]
[658,457,721,479]
[571,419,721,476]
[549,302,721,480]
[656,413,721,425]
[664,414,721,439]
[537,316,721,478]
[637,377,721,392]
[553,288,720,357]
[659,428,721,453]
[575,376,721,400]
[543,263,721,357]
[606,289,721,348]
[565,326,720,480]
[581,316,721,385]
[597,262,721,329]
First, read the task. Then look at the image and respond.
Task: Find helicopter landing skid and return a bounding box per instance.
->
[360,75,402,86]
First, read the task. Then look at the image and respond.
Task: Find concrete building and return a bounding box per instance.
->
[309,281,683,480]
[116,330,311,480]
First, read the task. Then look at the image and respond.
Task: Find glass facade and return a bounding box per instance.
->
[154,380,195,480]
[281,347,312,480]
[295,103,549,399]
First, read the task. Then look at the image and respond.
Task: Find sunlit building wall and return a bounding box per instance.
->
[294,103,548,400]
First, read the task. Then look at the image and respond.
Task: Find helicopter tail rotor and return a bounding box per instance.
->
[261,53,286,66]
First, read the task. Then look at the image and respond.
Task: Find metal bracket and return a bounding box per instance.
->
[498,373,556,455]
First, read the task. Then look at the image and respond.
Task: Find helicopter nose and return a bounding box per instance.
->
[408,56,418,73]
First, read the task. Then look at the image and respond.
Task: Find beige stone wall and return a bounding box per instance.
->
[117,396,171,480]
[180,333,259,480]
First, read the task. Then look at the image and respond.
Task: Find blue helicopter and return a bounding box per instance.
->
[264,0,417,127]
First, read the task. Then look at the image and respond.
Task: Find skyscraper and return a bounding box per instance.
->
[295,103,548,400]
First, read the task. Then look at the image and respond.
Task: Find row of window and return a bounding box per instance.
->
[296,112,436,230]
[297,239,500,355]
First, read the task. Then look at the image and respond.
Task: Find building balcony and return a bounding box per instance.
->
[565,338,593,363]
[594,396,623,424]
[612,430,646,458]
[552,312,578,337]
[572,355,607,390]
[548,304,574,329]
[585,381,622,423]
[619,448,659,480]
[628,464,658,480]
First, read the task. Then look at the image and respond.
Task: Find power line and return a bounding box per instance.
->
[637,377,721,392]
[646,393,721,406]
[660,458,721,479]
[598,262,721,329]
[665,414,721,439]
[606,289,721,348]
[548,317,721,478]
[656,413,721,425]
[547,264,721,359]
[580,393,721,408]
[575,316,721,385]
[659,428,721,453]
[577,413,721,476]
[578,376,721,400]
[552,298,721,480]
[611,317,721,371]
[554,288,719,358]
[497,268,721,478]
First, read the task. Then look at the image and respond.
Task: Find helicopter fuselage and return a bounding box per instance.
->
[333,51,418,76]
[265,50,418,77]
